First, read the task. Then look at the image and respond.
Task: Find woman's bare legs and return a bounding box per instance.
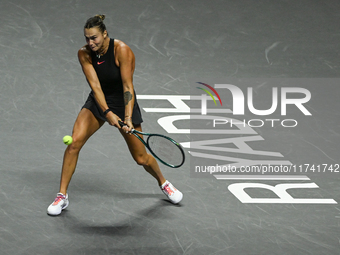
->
[119,124,166,186]
[59,108,105,194]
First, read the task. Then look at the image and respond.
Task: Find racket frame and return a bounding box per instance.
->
[119,121,185,168]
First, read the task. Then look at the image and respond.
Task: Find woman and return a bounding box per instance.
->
[47,15,183,216]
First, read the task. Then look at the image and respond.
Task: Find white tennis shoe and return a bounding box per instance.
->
[161,180,183,204]
[47,193,69,216]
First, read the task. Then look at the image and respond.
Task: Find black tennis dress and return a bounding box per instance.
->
[82,38,143,124]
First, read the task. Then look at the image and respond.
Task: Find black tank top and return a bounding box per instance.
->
[91,38,123,96]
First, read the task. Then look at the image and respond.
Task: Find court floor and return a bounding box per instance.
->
[0,0,339,254]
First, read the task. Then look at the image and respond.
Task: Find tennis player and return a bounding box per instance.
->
[47,15,183,216]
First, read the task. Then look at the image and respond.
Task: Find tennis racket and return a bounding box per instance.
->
[118,121,185,168]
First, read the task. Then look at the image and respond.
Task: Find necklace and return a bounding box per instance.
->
[96,38,109,59]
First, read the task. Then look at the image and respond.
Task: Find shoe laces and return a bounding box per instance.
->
[53,194,65,205]
[163,183,175,196]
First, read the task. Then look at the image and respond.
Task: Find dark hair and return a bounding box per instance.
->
[84,14,107,34]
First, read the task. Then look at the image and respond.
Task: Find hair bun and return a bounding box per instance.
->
[84,15,107,33]
[95,14,105,21]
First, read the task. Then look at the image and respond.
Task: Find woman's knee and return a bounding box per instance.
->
[66,136,86,154]
[134,154,150,166]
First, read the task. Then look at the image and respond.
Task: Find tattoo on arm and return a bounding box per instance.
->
[124,91,133,106]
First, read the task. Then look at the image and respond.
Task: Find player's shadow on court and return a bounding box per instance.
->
[69,200,177,236]
[113,192,165,200]
[114,192,183,207]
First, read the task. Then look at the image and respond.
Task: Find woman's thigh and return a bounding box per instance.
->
[72,108,105,146]
[119,124,148,161]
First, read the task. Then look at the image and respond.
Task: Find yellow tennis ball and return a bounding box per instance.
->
[63,135,73,145]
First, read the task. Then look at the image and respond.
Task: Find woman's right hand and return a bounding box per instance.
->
[105,111,122,128]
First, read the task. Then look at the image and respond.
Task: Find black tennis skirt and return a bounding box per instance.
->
[82,91,143,125]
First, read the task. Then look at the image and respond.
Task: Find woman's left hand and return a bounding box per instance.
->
[122,119,134,134]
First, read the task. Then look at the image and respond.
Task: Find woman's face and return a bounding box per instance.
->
[84,27,107,52]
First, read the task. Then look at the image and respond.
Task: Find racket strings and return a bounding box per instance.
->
[147,135,184,167]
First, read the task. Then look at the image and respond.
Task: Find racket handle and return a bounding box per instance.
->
[118,120,126,127]
[118,120,135,133]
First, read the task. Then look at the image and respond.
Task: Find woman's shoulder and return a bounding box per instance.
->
[78,44,91,55]
[78,45,92,63]
[113,39,134,58]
